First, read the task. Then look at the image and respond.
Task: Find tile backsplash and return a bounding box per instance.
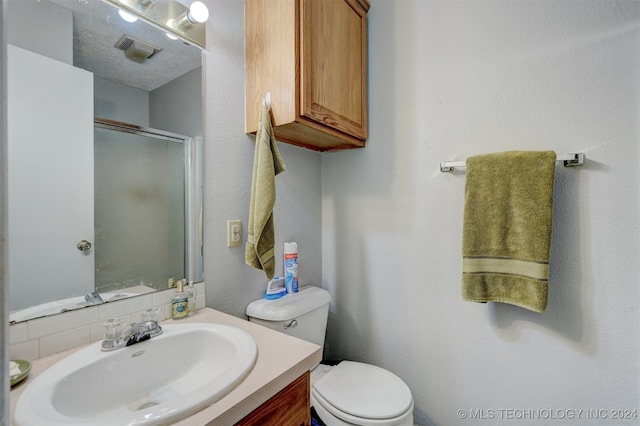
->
[9,282,205,360]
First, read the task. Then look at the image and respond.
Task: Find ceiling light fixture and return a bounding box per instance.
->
[174,1,209,29]
[118,9,138,23]
[104,0,207,48]
[186,1,209,24]
[137,0,157,7]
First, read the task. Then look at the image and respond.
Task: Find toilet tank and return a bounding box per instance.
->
[246,286,331,347]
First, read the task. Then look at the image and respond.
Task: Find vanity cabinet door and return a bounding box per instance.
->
[245,0,370,152]
[235,371,310,426]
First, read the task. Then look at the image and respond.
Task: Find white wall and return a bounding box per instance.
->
[6,0,72,65]
[150,67,203,137]
[201,0,323,318]
[94,76,149,126]
[322,1,639,425]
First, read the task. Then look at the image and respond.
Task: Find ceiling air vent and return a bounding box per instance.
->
[114,35,162,63]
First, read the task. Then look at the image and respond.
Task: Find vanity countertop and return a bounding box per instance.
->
[10,307,322,425]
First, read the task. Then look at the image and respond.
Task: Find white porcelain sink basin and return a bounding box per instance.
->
[14,322,257,425]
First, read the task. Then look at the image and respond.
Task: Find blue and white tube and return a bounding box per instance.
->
[284,242,298,293]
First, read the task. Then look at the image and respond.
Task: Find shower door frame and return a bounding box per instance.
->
[94,117,202,284]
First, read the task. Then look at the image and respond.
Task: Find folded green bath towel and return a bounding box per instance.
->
[245,104,286,279]
[461,151,556,313]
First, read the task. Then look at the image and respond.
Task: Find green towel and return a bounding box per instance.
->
[461,151,556,313]
[245,104,286,279]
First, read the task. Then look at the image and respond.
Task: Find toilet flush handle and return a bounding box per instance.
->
[284,319,298,329]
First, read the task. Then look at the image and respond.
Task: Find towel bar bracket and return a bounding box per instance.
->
[440,152,585,173]
[563,152,584,167]
[439,162,462,172]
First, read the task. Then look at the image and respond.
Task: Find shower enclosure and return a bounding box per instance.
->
[94,118,202,294]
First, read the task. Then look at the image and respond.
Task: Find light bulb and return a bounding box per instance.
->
[118,9,138,23]
[187,1,209,23]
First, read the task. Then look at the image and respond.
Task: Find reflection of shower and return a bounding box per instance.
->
[93,118,200,294]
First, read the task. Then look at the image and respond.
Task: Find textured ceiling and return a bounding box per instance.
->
[50,0,202,92]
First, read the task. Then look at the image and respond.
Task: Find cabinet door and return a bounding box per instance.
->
[235,372,310,426]
[300,0,368,140]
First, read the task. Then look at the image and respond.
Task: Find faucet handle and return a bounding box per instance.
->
[85,291,104,305]
[141,308,159,323]
[104,317,126,340]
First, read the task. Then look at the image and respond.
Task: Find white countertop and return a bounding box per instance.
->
[10,307,322,425]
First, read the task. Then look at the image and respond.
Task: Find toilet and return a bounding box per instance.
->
[246,286,414,426]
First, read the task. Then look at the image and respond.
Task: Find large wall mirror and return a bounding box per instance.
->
[7,0,204,323]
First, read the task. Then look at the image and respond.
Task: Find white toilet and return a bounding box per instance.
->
[246,286,414,426]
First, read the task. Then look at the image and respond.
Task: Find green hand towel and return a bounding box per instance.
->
[461,151,556,313]
[245,104,286,279]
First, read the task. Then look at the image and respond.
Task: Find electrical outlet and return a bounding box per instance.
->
[227,220,242,247]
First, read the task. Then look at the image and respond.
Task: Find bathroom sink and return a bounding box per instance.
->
[14,322,257,425]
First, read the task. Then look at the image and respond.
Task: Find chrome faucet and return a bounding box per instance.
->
[85,291,104,305]
[101,311,162,351]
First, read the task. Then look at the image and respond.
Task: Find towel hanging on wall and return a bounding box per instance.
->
[245,103,286,279]
[461,151,556,313]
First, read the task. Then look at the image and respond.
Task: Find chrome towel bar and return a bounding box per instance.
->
[440,152,584,172]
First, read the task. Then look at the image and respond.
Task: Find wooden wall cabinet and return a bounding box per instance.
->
[245,0,370,152]
[235,372,311,426]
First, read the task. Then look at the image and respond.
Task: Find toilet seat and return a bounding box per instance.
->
[311,361,414,426]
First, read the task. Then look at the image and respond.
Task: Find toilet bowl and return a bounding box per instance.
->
[310,362,414,426]
[246,286,414,426]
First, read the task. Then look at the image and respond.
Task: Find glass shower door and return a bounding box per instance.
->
[93,123,186,293]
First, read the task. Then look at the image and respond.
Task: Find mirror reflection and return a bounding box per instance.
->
[7,0,204,323]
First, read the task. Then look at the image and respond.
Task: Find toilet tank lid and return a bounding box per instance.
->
[246,286,331,321]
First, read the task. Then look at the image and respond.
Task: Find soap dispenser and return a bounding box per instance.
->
[186,280,196,316]
[172,280,188,320]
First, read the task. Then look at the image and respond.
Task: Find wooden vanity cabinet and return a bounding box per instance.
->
[245,0,370,152]
[235,371,311,426]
